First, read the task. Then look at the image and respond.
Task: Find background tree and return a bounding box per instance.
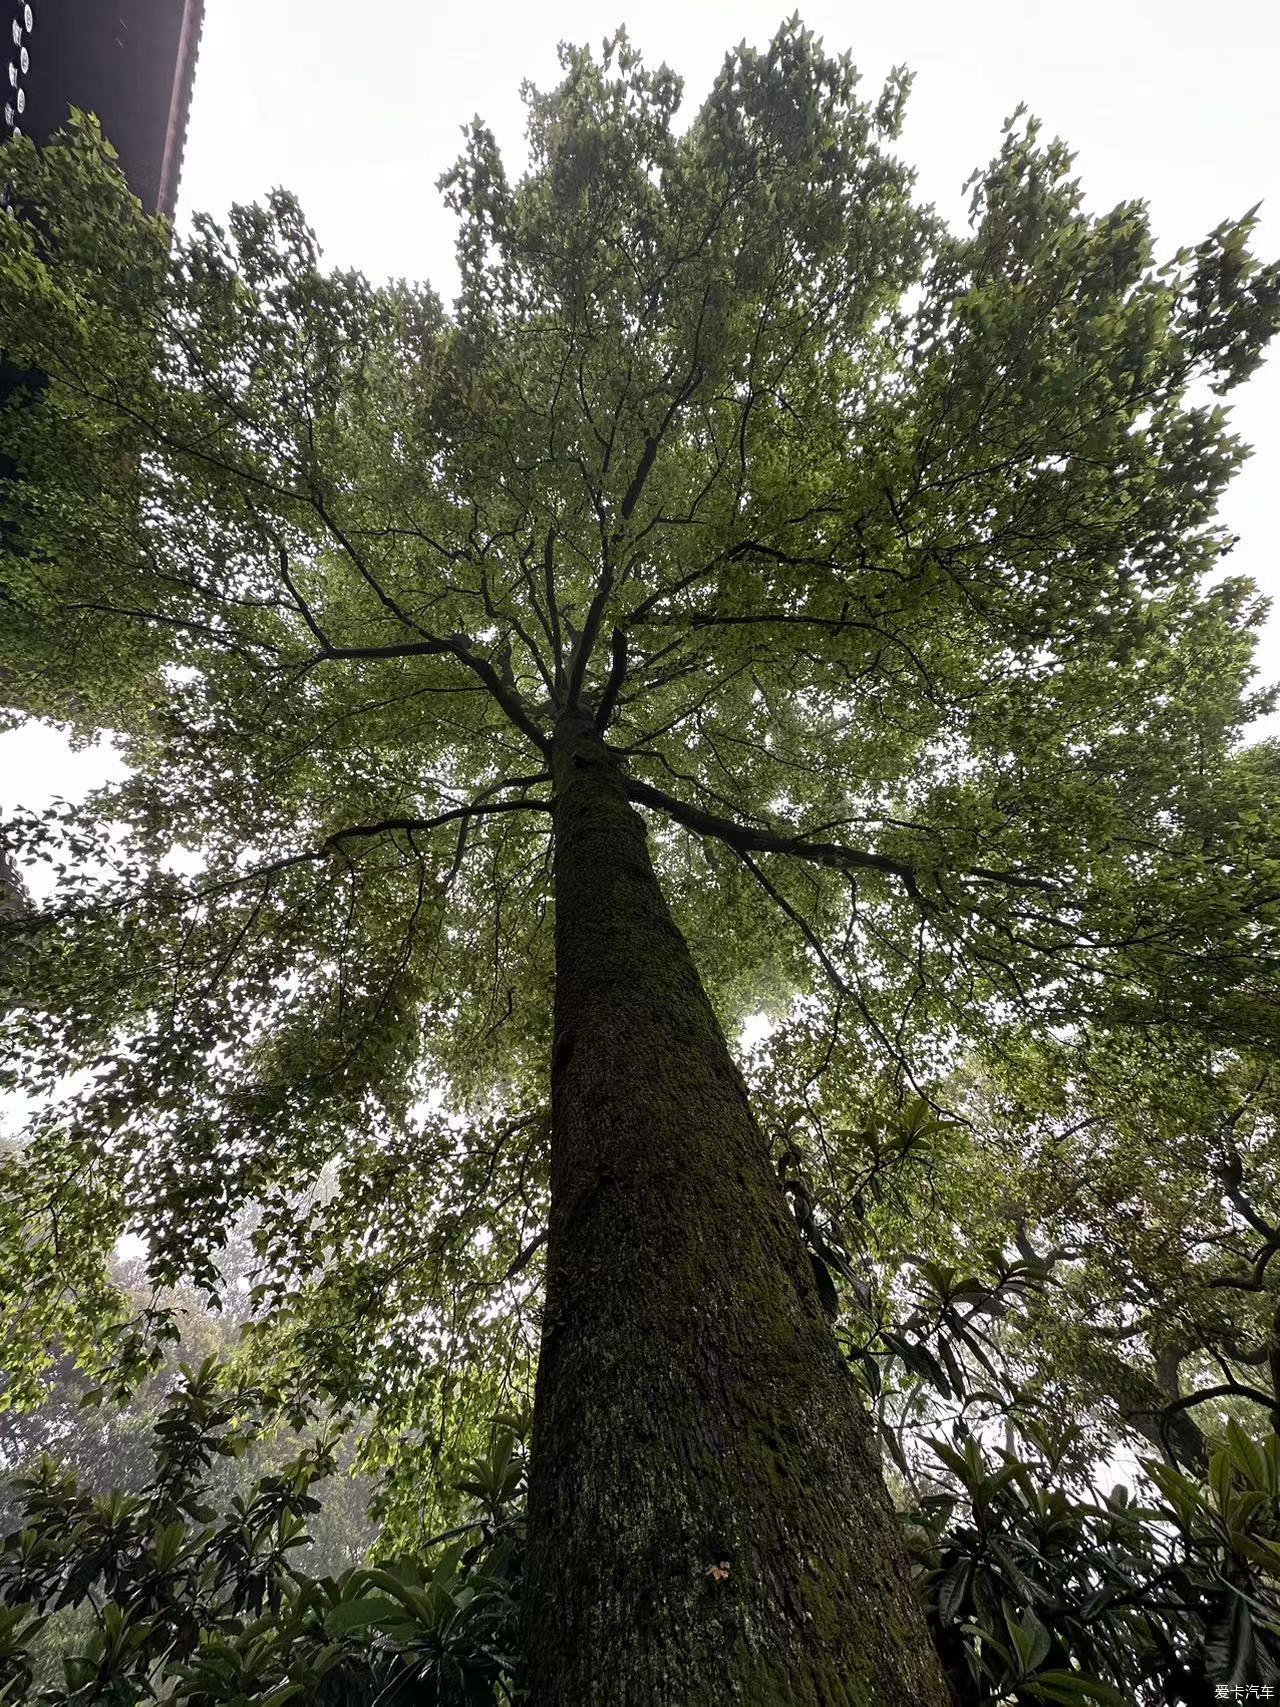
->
[0,1241,378,1582]
[2,20,1279,1703]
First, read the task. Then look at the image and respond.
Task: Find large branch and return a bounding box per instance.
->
[479,567,558,704]
[621,775,1058,900]
[565,560,618,712]
[621,533,916,630]
[8,795,557,943]
[64,602,280,666]
[650,608,933,688]
[322,797,553,853]
[188,797,553,901]
[47,355,550,755]
[543,526,566,695]
[594,629,628,731]
[297,630,550,757]
[307,483,434,643]
[1159,1381,1280,1422]
[274,538,549,754]
[623,776,920,889]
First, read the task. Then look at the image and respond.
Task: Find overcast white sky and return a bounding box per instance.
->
[4,0,1279,805]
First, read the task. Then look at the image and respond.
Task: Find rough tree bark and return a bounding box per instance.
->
[521,710,950,1705]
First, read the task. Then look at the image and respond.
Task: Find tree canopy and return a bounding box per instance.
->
[2,20,1280,1702]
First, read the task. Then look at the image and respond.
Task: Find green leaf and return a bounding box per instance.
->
[1024,1675,1129,1706]
[324,1596,398,1637]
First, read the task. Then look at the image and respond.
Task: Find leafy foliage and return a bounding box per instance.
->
[0,1361,524,1705]
[912,1421,1280,1703]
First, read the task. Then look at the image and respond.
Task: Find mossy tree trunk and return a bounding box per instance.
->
[521,711,950,1705]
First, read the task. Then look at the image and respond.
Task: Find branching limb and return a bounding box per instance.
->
[652,607,934,692]
[594,630,628,732]
[504,1228,549,1281]
[442,773,551,888]
[565,560,617,712]
[64,603,279,665]
[293,631,550,756]
[181,797,553,904]
[566,355,707,706]
[624,775,1060,901]
[323,798,553,855]
[543,526,566,696]
[733,847,849,995]
[622,773,924,893]
[276,543,335,652]
[1159,1381,1280,1422]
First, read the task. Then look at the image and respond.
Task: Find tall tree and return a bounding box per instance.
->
[2,22,1278,1702]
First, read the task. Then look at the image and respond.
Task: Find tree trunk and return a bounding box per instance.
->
[522,710,950,1705]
